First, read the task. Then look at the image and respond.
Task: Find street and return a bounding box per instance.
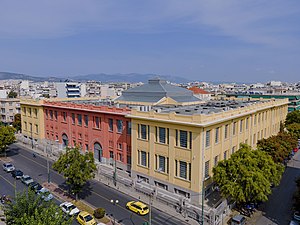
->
[0,144,188,225]
[253,151,300,225]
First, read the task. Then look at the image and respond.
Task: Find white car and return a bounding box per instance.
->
[38,188,53,201]
[60,202,80,216]
[21,175,34,185]
[2,163,15,172]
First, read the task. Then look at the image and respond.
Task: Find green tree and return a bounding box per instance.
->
[4,189,71,225]
[257,132,297,163]
[53,146,97,199]
[12,113,21,131]
[0,126,16,155]
[7,90,17,98]
[286,110,300,126]
[213,144,284,204]
[287,122,300,139]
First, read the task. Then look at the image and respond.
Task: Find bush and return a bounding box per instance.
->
[94,208,105,219]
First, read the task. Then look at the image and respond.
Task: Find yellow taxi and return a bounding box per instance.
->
[126,201,149,215]
[76,211,97,225]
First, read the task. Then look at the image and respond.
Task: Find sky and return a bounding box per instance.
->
[0,0,299,83]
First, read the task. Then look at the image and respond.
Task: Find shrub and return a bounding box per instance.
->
[94,208,105,219]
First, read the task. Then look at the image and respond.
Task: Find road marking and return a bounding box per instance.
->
[0,174,15,188]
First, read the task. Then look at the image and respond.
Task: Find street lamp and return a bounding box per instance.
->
[110,199,119,225]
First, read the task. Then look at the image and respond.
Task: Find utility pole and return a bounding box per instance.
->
[30,124,34,149]
[113,153,117,186]
[149,190,155,225]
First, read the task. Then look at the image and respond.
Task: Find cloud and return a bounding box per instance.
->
[0,0,299,47]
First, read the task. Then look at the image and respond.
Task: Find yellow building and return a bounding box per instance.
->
[128,98,288,205]
[20,99,45,147]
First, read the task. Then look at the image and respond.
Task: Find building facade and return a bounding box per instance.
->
[128,98,288,205]
[55,82,87,98]
[20,99,45,147]
[40,100,132,170]
[226,93,300,112]
[0,98,20,124]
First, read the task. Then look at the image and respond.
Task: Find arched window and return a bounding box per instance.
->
[94,142,103,162]
[62,134,68,148]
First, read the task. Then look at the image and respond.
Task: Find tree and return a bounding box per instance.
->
[213,144,284,204]
[4,189,71,225]
[12,113,21,131]
[52,146,97,199]
[286,110,300,126]
[7,90,17,98]
[287,122,300,139]
[0,126,16,155]
[257,132,298,163]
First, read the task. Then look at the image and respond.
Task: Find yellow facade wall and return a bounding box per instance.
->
[20,99,45,141]
[128,99,288,196]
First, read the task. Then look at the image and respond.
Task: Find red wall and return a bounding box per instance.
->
[43,101,131,165]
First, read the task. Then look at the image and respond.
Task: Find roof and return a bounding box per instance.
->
[115,78,201,104]
[188,86,210,94]
[134,201,148,208]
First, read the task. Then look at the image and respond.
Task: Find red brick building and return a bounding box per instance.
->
[43,101,132,170]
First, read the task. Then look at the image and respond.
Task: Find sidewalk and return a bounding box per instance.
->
[15,141,199,225]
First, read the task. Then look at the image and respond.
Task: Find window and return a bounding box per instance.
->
[24,122,27,130]
[224,124,229,139]
[254,115,257,125]
[117,143,122,150]
[253,134,256,145]
[117,120,123,133]
[205,161,210,179]
[108,118,113,131]
[35,125,38,133]
[206,130,211,147]
[179,161,187,179]
[94,116,100,129]
[49,110,53,120]
[28,108,32,116]
[224,150,228,160]
[233,122,237,135]
[215,127,220,144]
[156,127,166,144]
[34,108,38,117]
[214,155,219,166]
[138,124,148,140]
[175,130,192,149]
[126,121,131,135]
[77,114,82,126]
[24,107,27,116]
[84,115,88,127]
[258,113,261,123]
[54,111,58,120]
[71,113,75,124]
[246,118,249,130]
[141,151,147,167]
[240,120,243,133]
[62,112,67,122]
[157,155,166,172]
[232,146,236,154]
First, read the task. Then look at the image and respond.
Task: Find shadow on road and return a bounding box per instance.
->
[78,181,93,199]
[259,165,300,225]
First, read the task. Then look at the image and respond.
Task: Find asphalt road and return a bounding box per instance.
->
[255,151,300,225]
[1,144,188,225]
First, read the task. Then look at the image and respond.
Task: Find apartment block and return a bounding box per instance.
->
[0,98,21,124]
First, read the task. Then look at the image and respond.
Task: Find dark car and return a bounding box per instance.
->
[29,181,43,193]
[11,169,23,179]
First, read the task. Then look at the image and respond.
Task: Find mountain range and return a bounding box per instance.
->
[0,72,190,83]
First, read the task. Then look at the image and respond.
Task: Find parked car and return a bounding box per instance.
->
[126,201,149,215]
[21,175,34,186]
[29,181,43,193]
[231,214,246,225]
[11,169,23,179]
[290,220,299,225]
[76,211,96,225]
[2,163,15,172]
[60,202,80,216]
[294,211,300,221]
[37,188,53,201]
